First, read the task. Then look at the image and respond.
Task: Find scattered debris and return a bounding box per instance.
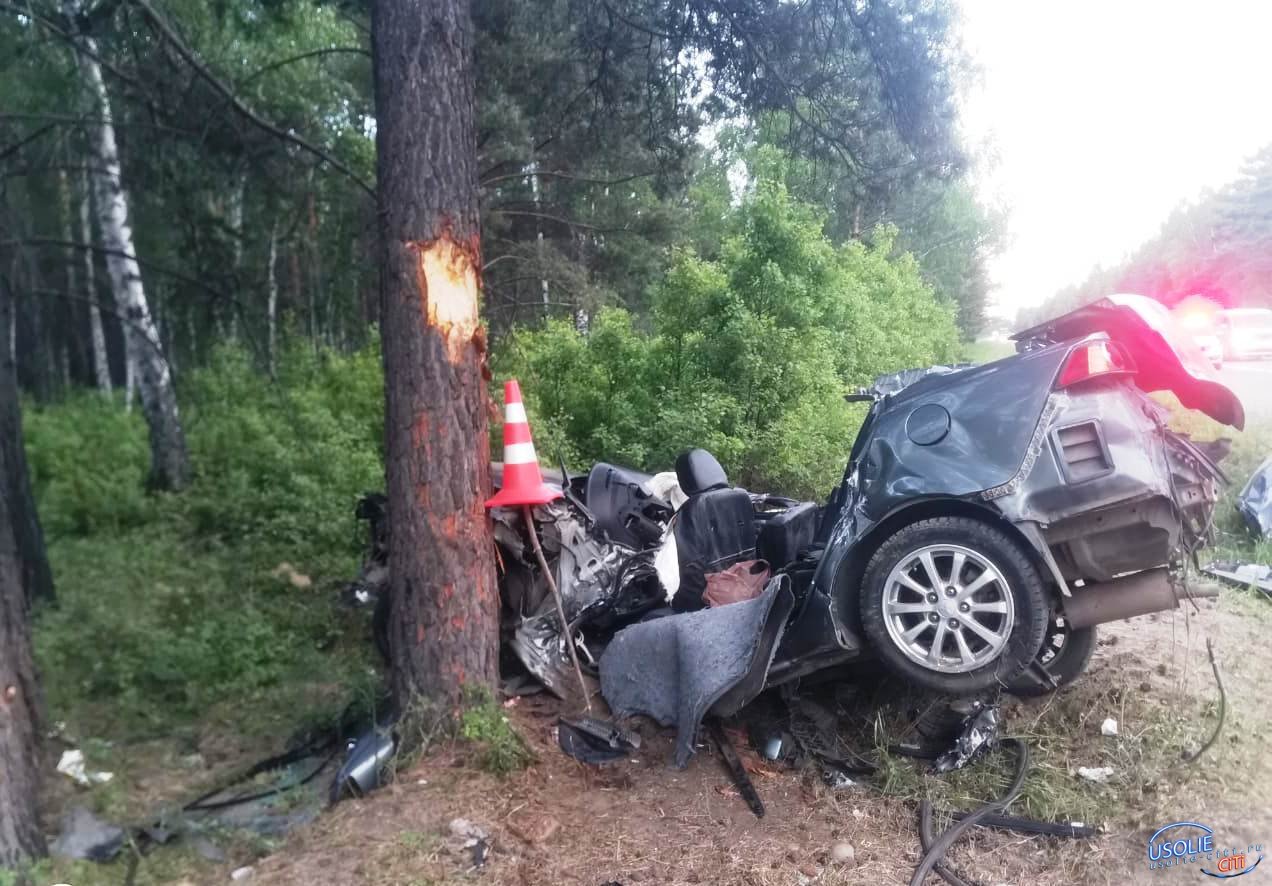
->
[557,717,641,764]
[1204,559,1272,597]
[933,703,999,773]
[448,818,491,870]
[1100,717,1119,736]
[49,806,125,861]
[56,748,114,786]
[708,719,765,818]
[830,842,856,866]
[948,811,1098,838]
[1077,766,1115,783]
[914,738,1030,886]
[330,726,397,803]
[1237,456,1272,537]
[704,559,771,607]
[270,562,313,589]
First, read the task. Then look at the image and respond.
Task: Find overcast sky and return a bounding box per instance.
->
[958,0,1272,322]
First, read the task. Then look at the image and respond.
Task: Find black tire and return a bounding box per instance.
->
[1005,617,1097,697]
[859,517,1049,695]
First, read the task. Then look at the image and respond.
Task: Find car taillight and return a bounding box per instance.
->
[1056,341,1136,388]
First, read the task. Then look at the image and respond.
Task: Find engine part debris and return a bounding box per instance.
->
[557,716,641,764]
[932,703,999,773]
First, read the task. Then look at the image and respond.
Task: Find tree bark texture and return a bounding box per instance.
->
[0,277,46,868]
[78,169,112,394]
[0,278,53,607]
[78,32,189,489]
[372,0,499,716]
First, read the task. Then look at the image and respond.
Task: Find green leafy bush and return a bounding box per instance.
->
[25,339,385,730]
[23,393,152,536]
[495,180,960,498]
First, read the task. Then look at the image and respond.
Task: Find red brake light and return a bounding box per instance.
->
[1057,340,1136,388]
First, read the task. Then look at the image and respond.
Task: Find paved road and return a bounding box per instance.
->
[1219,360,1272,424]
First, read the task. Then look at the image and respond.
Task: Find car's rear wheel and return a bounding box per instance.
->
[1005,615,1096,696]
[859,517,1048,695]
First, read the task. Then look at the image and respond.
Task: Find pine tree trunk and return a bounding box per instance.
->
[0,276,47,868]
[0,279,54,607]
[372,0,498,717]
[78,31,188,489]
[79,170,112,394]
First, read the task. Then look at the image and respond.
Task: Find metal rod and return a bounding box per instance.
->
[523,505,594,713]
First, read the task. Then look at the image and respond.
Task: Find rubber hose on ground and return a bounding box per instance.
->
[909,738,1030,886]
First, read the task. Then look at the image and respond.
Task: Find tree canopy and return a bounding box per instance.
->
[2,0,996,412]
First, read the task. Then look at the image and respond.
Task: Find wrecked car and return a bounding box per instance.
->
[361,293,1243,717]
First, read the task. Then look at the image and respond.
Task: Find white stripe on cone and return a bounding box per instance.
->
[504,441,538,464]
[505,401,527,423]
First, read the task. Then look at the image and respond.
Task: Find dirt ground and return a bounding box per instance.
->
[214,585,1270,886]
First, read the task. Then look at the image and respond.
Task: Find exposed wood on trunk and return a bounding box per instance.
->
[373,0,498,717]
[0,274,47,868]
[75,21,189,488]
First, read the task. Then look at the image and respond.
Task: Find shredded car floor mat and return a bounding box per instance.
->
[598,575,795,767]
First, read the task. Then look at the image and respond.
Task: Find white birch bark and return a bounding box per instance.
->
[227,173,244,339]
[267,219,278,375]
[76,27,188,488]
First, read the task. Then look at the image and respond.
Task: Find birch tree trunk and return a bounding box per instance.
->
[78,170,112,394]
[227,173,244,340]
[0,275,47,868]
[267,220,278,375]
[77,30,189,488]
[373,0,499,716]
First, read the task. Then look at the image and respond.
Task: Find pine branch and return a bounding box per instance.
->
[130,0,375,199]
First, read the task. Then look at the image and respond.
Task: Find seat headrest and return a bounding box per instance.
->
[675,448,729,495]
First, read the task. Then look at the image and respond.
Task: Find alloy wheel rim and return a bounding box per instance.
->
[881,543,1015,674]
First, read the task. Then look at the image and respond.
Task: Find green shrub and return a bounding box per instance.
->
[459,689,533,775]
[26,339,385,732]
[23,392,153,536]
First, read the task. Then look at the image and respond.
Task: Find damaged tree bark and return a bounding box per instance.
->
[0,276,46,868]
[372,0,499,716]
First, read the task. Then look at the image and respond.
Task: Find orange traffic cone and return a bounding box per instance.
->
[485,379,563,509]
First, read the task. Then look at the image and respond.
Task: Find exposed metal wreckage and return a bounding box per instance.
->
[311,295,1255,886]
[59,296,1253,883]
